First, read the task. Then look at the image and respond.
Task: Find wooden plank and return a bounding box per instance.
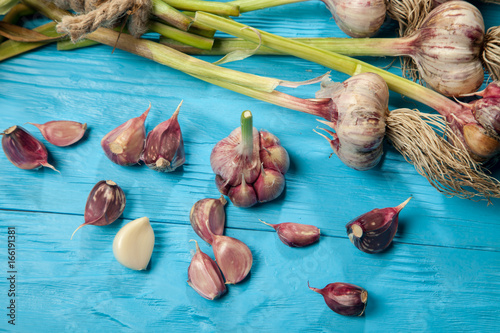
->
[1,211,499,331]
[1,0,500,330]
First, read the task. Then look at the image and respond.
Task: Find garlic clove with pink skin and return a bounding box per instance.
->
[190,196,227,245]
[141,101,185,172]
[260,220,320,248]
[212,235,252,284]
[71,180,126,239]
[1,125,58,171]
[113,217,155,270]
[321,0,387,38]
[253,165,285,203]
[259,130,290,174]
[187,240,227,300]
[27,120,87,147]
[346,197,412,254]
[308,282,368,316]
[101,104,150,166]
[228,174,258,208]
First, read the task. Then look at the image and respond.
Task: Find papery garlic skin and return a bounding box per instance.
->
[212,235,252,284]
[141,101,185,172]
[101,105,150,166]
[27,120,87,147]
[315,73,389,171]
[309,282,368,316]
[190,196,227,244]
[1,125,57,171]
[321,0,387,38]
[113,217,155,270]
[188,240,227,300]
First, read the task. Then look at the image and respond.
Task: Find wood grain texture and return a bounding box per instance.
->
[1,0,500,331]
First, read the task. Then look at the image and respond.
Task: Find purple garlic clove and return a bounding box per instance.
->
[346,197,411,254]
[27,120,87,147]
[187,240,227,300]
[101,104,150,166]
[141,101,185,172]
[190,196,227,245]
[212,235,253,284]
[228,174,258,208]
[253,165,285,203]
[1,125,58,171]
[260,220,320,247]
[308,281,368,316]
[259,130,290,174]
[71,180,126,239]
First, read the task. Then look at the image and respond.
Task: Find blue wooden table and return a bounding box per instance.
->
[1,1,500,331]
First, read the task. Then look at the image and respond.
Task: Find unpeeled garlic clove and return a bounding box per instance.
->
[190,196,227,244]
[72,180,126,239]
[27,120,87,147]
[113,217,155,270]
[346,197,411,254]
[260,220,320,247]
[212,235,252,284]
[187,240,227,300]
[1,125,58,171]
[253,165,285,203]
[308,281,368,316]
[228,174,258,208]
[259,130,290,174]
[141,101,185,172]
[101,104,150,166]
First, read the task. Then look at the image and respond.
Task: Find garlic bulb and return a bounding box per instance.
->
[321,0,387,38]
[315,73,389,171]
[113,217,155,270]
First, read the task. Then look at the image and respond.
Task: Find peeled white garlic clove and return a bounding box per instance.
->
[113,217,155,270]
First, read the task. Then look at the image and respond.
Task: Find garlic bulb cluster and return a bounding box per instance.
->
[315,73,389,171]
[211,110,289,207]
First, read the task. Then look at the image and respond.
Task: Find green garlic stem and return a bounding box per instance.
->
[22,0,283,93]
[57,38,98,51]
[0,3,35,43]
[149,21,214,50]
[152,0,193,31]
[160,36,414,57]
[240,110,254,158]
[183,11,217,37]
[162,0,240,16]
[230,0,307,13]
[0,21,60,61]
[194,12,461,118]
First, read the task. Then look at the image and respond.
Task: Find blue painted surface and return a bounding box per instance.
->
[1,1,500,332]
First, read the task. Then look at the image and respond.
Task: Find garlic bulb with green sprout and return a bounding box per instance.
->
[211,110,289,207]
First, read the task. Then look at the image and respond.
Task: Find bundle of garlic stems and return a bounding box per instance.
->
[7,0,500,200]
